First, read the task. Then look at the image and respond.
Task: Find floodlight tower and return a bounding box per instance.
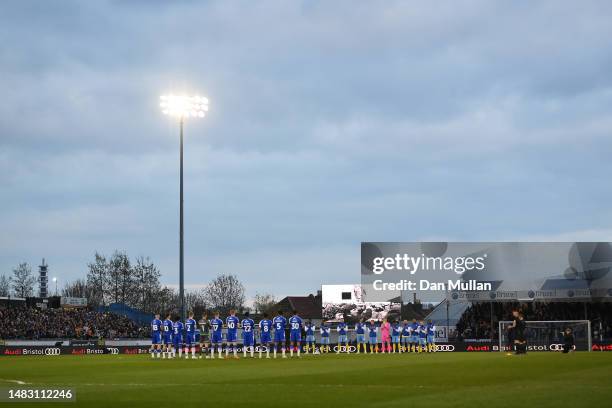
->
[160,94,209,324]
[39,258,49,298]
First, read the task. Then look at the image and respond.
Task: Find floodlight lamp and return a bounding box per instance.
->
[160,94,209,119]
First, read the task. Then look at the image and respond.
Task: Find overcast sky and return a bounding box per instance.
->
[1,1,611,300]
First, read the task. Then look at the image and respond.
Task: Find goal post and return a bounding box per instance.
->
[498,320,591,352]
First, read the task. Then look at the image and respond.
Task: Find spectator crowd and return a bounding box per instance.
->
[0,307,147,339]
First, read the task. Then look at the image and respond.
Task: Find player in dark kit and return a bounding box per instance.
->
[506,321,515,354]
[199,313,210,358]
[511,310,527,355]
[562,328,575,353]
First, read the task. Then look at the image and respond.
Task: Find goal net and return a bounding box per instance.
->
[498,320,591,352]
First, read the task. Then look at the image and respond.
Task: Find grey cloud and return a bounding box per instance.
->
[1,1,612,296]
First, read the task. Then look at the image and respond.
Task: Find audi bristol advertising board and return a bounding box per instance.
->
[0,346,152,356]
[2,343,611,356]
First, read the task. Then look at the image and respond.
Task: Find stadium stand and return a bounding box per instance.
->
[424,299,469,327]
[0,306,147,339]
[97,303,153,326]
[455,302,612,341]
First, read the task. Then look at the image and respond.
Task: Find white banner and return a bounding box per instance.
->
[60,297,88,307]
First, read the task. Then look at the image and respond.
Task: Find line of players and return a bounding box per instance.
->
[150,309,437,359]
[349,318,436,354]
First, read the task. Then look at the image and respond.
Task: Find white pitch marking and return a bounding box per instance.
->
[0,379,29,385]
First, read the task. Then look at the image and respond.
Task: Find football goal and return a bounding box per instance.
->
[498,320,591,352]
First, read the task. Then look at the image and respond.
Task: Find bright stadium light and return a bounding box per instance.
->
[160,92,209,325]
[160,95,209,118]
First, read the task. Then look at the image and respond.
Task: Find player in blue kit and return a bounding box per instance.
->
[368,320,378,353]
[151,313,162,358]
[418,320,427,353]
[410,319,419,352]
[210,311,224,359]
[426,320,436,352]
[320,322,331,353]
[241,312,255,358]
[391,320,402,353]
[288,310,303,357]
[258,313,273,358]
[304,321,316,354]
[337,322,349,354]
[401,320,410,352]
[226,310,240,359]
[172,318,184,358]
[162,313,173,358]
[272,310,287,358]
[184,311,197,359]
[355,319,366,354]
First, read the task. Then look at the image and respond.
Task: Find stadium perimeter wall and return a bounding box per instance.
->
[2,340,611,356]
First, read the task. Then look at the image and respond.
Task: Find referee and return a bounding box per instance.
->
[510,309,527,355]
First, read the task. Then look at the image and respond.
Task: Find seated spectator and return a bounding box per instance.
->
[455,302,612,341]
[0,306,147,339]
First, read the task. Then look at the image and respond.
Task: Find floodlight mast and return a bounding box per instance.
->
[160,95,209,324]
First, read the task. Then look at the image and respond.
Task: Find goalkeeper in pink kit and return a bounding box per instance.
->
[380,318,391,353]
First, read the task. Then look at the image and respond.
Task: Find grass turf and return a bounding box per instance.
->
[1,352,610,408]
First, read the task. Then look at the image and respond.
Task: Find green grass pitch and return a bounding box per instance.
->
[1,352,610,407]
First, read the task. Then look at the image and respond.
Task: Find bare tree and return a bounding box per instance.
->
[107,251,134,305]
[253,292,277,314]
[88,252,162,311]
[11,262,36,298]
[0,274,10,296]
[185,289,208,318]
[87,253,108,307]
[156,286,179,315]
[203,274,245,314]
[132,256,161,313]
[62,279,89,298]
